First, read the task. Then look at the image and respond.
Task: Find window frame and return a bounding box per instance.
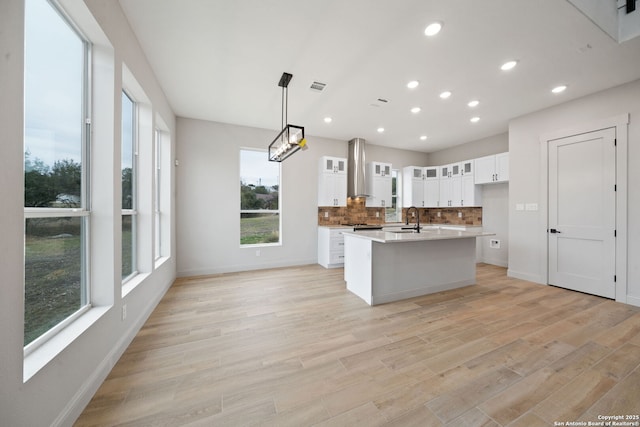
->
[23,0,92,355]
[386,169,402,223]
[153,129,162,261]
[239,147,282,247]
[121,90,138,283]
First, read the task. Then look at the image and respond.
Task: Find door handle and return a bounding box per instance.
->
[549,229,562,234]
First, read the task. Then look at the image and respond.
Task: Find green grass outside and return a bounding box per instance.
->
[240,214,279,245]
[24,217,134,346]
[24,232,82,345]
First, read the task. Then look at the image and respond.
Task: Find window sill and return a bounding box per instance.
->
[122,272,151,298]
[154,255,170,270]
[240,243,282,249]
[24,305,110,382]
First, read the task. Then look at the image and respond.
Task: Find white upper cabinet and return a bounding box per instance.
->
[366,162,392,207]
[460,159,474,176]
[475,152,509,184]
[403,166,425,207]
[318,156,347,206]
[403,166,440,207]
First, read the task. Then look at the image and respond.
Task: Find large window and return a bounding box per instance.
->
[154,129,162,260]
[121,91,137,281]
[240,149,280,245]
[23,0,91,348]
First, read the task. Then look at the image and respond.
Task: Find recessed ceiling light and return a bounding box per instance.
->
[470,117,480,123]
[468,100,479,107]
[420,135,428,141]
[424,22,442,36]
[551,85,567,94]
[407,80,420,89]
[377,127,385,133]
[323,117,332,123]
[411,107,421,114]
[501,60,518,71]
[439,91,452,99]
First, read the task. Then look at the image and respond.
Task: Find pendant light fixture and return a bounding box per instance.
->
[268,72,307,162]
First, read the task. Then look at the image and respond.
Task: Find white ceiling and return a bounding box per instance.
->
[118,0,640,153]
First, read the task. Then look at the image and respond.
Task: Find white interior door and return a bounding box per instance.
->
[548,128,616,298]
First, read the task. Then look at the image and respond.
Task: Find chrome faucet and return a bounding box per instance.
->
[406,206,420,233]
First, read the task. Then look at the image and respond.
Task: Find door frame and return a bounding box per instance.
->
[539,114,628,303]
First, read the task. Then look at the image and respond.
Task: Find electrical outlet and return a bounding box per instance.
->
[490,239,501,249]
[458,211,463,218]
[437,212,441,217]
[122,304,127,321]
[324,211,329,218]
[376,211,380,218]
[412,212,415,217]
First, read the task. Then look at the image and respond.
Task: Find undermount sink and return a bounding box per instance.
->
[390,229,419,234]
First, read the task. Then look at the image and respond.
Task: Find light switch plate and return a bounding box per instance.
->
[516,203,524,211]
[525,203,538,211]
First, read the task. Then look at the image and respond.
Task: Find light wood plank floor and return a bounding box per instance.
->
[75,264,640,426]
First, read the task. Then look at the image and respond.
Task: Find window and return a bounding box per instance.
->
[154,129,162,260]
[386,169,402,222]
[23,0,91,348]
[240,149,280,245]
[121,91,137,281]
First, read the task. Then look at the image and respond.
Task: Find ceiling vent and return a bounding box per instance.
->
[310,81,327,92]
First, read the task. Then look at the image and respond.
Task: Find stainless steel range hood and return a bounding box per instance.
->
[348,138,368,198]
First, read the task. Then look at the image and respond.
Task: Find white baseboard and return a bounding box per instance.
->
[507,269,545,285]
[479,257,508,268]
[177,258,318,277]
[626,295,640,308]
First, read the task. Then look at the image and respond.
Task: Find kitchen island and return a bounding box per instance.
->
[342,227,493,305]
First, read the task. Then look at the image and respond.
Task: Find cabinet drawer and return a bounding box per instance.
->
[329,251,346,264]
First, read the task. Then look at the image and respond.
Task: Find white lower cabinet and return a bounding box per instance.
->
[318,227,349,268]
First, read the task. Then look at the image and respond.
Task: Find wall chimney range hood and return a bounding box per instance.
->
[348,138,369,198]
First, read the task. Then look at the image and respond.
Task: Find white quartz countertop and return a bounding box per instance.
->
[341,227,494,243]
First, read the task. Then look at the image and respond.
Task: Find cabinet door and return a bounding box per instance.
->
[461,174,479,206]
[424,179,440,207]
[496,152,509,182]
[403,167,424,207]
[424,166,439,181]
[334,173,347,206]
[450,176,462,207]
[474,155,496,184]
[450,163,462,178]
[336,158,346,173]
[382,163,391,177]
[441,165,450,179]
[439,177,451,207]
[322,157,334,173]
[461,160,473,176]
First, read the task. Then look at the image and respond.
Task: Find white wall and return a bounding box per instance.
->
[479,183,509,267]
[508,78,640,305]
[0,1,177,425]
[427,133,508,166]
[365,142,430,169]
[175,120,430,276]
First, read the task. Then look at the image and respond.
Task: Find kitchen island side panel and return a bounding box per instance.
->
[344,235,373,304]
[370,238,476,305]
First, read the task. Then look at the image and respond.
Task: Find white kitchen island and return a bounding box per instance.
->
[342,228,493,305]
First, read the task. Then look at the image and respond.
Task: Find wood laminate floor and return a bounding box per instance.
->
[75,264,640,426]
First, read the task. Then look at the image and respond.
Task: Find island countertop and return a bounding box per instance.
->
[341,227,494,244]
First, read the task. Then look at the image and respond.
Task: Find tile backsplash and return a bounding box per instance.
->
[317,199,482,226]
[317,198,385,226]
[402,207,482,226]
